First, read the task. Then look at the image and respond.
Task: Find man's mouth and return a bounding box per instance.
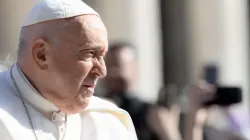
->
[83,85,94,88]
[81,84,95,97]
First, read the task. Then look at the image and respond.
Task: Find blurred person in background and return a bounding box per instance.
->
[149,83,211,140]
[151,81,246,140]
[148,84,183,140]
[102,41,246,140]
[103,41,160,140]
[183,81,246,140]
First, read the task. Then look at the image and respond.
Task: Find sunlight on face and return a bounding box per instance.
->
[45,15,108,114]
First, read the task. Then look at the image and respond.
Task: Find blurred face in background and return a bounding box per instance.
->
[104,46,137,94]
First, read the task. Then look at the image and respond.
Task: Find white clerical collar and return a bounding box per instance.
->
[12,63,59,118]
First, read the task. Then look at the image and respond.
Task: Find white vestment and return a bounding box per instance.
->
[0,64,137,140]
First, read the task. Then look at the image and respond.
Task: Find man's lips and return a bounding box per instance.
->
[83,85,95,88]
[81,85,95,97]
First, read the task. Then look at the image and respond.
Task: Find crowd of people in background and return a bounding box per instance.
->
[99,41,250,140]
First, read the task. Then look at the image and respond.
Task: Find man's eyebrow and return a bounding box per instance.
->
[78,45,108,53]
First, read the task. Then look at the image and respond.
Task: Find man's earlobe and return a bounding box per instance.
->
[32,39,49,70]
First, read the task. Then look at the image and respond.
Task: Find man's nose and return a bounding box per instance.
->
[91,58,107,78]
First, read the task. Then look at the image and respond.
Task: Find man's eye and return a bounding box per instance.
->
[86,52,95,57]
[79,52,95,61]
[84,51,97,57]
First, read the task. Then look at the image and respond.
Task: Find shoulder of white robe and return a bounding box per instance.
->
[84,96,129,122]
[0,112,13,139]
[84,96,138,140]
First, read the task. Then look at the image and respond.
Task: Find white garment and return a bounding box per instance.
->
[0,64,137,140]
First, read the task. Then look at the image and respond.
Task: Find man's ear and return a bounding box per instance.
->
[31,39,50,70]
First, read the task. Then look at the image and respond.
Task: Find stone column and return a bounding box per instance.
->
[0,0,39,61]
[186,0,249,105]
[218,0,249,105]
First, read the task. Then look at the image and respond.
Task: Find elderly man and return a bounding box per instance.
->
[0,0,137,140]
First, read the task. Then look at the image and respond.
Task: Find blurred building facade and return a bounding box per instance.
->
[0,0,39,61]
[186,0,249,105]
[85,0,250,105]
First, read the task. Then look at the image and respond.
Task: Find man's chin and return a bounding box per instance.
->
[65,96,92,114]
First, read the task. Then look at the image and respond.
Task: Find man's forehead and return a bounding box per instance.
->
[49,15,106,38]
[20,15,108,54]
[72,15,107,37]
[58,15,108,51]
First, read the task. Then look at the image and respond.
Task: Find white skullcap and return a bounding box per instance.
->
[22,0,100,27]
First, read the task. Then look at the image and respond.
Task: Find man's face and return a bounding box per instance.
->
[104,47,136,94]
[45,15,108,114]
